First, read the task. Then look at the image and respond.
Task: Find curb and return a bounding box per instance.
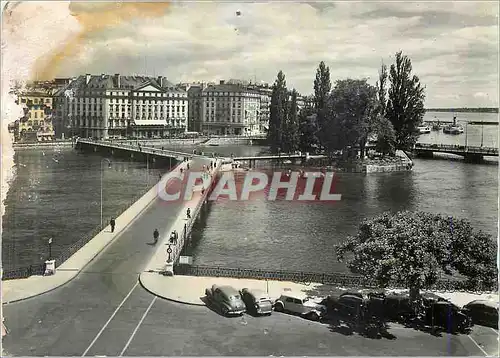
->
[138,272,206,307]
[2,162,190,305]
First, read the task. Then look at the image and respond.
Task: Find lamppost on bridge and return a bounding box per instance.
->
[100,158,112,228]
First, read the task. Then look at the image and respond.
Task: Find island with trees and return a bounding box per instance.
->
[267,51,426,173]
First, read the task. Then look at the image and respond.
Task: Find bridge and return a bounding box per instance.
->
[233,153,328,168]
[414,143,498,161]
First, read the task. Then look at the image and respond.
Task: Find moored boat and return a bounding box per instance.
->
[443,116,464,134]
[418,125,431,134]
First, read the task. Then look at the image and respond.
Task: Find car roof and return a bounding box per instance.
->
[280,292,308,300]
[242,288,267,297]
[466,300,498,309]
[216,285,240,296]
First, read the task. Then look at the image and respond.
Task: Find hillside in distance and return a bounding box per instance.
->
[426,108,499,113]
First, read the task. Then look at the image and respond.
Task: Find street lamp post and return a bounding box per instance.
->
[100,158,112,228]
[48,237,53,260]
[481,124,484,147]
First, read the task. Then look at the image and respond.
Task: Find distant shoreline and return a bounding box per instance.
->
[426,108,499,113]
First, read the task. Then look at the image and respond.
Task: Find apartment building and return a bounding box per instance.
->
[16,89,56,141]
[201,81,260,136]
[53,74,188,139]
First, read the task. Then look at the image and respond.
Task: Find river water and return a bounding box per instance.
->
[1,112,498,271]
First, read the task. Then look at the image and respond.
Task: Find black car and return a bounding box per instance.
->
[462,300,498,329]
[322,292,365,320]
[205,285,246,316]
[424,300,472,333]
[382,293,414,322]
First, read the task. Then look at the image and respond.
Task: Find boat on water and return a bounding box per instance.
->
[443,117,464,134]
[418,125,431,134]
[432,122,442,131]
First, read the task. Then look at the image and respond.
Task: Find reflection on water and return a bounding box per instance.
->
[187,157,497,273]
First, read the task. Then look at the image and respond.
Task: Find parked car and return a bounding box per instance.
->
[382,293,414,322]
[273,293,327,321]
[424,300,472,333]
[205,284,246,316]
[462,300,498,329]
[321,292,366,321]
[240,288,273,316]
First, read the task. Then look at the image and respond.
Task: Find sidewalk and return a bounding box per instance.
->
[140,274,499,309]
[2,160,192,304]
[139,159,221,277]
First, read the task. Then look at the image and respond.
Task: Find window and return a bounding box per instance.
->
[285,297,294,303]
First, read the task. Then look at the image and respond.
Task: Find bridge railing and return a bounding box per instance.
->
[2,185,151,281]
[77,139,209,159]
[172,160,223,264]
[172,264,495,292]
[415,143,498,155]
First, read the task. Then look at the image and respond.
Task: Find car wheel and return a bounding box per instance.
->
[308,312,320,321]
[221,306,228,316]
[274,303,284,312]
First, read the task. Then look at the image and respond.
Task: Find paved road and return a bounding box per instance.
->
[2,157,498,356]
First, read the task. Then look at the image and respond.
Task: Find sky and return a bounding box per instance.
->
[1,1,499,109]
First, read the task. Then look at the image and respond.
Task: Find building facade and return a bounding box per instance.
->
[187,84,205,132]
[16,90,55,141]
[201,81,260,136]
[53,74,188,139]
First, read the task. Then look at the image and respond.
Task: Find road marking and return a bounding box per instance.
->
[119,296,157,356]
[81,282,139,357]
[467,334,490,357]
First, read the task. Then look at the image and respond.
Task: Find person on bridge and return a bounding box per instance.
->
[186,208,191,219]
[153,228,159,245]
[110,218,116,233]
[187,163,190,170]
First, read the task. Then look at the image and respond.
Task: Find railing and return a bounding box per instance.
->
[414,143,498,155]
[173,264,496,292]
[171,160,223,264]
[2,186,151,281]
[76,139,208,159]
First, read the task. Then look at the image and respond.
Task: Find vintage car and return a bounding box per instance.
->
[321,292,366,321]
[205,284,246,316]
[273,293,327,321]
[240,288,273,316]
[424,300,472,333]
[462,300,498,329]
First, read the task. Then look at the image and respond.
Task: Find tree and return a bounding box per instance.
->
[298,105,318,153]
[281,89,299,153]
[386,51,426,149]
[375,116,396,156]
[313,61,332,148]
[335,211,497,303]
[325,79,379,158]
[268,71,287,153]
[376,62,388,118]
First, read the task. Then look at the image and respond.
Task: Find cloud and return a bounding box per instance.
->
[2,1,499,108]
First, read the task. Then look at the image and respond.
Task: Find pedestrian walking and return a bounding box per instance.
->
[153,228,159,245]
[186,208,191,219]
[110,218,116,233]
[187,163,190,170]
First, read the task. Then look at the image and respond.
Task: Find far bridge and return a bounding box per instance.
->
[75,138,217,167]
[414,143,498,162]
[233,153,328,168]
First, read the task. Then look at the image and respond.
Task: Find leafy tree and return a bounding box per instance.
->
[325,79,379,158]
[386,51,426,149]
[281,89,299,153]
[335,211,498,302]
[298,106,318,153]
[375,116,396,156]
[313,61,332,148]
[268,71,287,153]
[376,62,388,117]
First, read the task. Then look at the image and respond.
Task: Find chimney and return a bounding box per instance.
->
[114,73,120,88]
[220,80,225,85]
[157,76,164,87]
[85,74,91,85]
